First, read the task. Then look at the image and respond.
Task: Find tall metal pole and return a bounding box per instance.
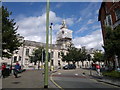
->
[50,23,53,71]
[42,49,43,69]
[21,40,25,69]
[44,0,50,88]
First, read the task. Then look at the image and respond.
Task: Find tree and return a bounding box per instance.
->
[80,47,87,64]
[87,54,91,61]
[29,46,51,69]
[93,50,104,64]
[2,6,21,58]
[61,46,78,64]
[113,25,120,67]
[29,47,44,66]
[61,46,87,66]
[103,25,120,69]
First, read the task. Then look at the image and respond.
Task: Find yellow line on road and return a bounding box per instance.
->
[50,73,64,90]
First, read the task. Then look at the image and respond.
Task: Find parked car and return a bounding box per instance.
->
[63,64,76,70]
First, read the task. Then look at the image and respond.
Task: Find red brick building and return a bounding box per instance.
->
[98,1,120,69]
[98,1,120,43]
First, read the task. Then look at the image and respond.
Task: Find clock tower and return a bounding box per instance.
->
[56,20,73,49]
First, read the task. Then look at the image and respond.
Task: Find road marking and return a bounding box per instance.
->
[82,74,85,76]
[58,73,61,75]
[75,74,78,76]
[50,73,64,90]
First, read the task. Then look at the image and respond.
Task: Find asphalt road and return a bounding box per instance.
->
[51,69,120,89]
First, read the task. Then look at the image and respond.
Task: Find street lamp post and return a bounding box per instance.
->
[50,23,53,71]
[44,0,50,88]
[21,40,25,69]
[41,49,43,69]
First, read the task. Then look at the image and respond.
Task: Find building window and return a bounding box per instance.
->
[113,0,119,3]
[26,49,29,56]
[14,56,17,63]
[51,51,53,58]
[105,15,112,26]
[58,52,61,58]
[19,56,21,61]
[58,60,61,66]
[115,8,120,20]
[104,19,107,26]
[51,60,54,66]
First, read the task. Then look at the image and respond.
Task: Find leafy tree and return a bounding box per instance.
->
[61,46,87,65]
[29,47,44,66]
[87,54,91,61]
[93,50,104,64]
[61,46,78,64]
[2,6,21,58]
[29,46,51,69]
[103,25,120,69]
[80,47,87,63]
[113,25,120,67]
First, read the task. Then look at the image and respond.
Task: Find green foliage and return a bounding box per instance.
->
[103,27,115,58]
[61,46,87,63]
[103,25,120,68]
[113,25,120,58]
[29,47,44,65]
[102,71,120,78]
[2,6,21,58]
[93,50,104,62]
[103,26,120,57]
[87,54,91,61]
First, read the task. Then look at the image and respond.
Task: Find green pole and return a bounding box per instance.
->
[50,23,53,71]
[44,0,50,88]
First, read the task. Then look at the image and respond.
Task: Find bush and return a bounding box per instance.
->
[102,71,120,78]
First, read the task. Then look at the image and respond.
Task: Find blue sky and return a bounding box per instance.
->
[3,2,103,50]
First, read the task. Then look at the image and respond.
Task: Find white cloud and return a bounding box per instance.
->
[76,17,82,23]
[96,9,99,14]
[16,11,74,44]
[73,29,103,50]
[76,27,88,33]
[65,18,74,26]
[92,25,101,30]
[55,3,62,8]
[87,19,95,24]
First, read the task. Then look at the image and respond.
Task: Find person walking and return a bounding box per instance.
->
[2,63,6,78]
[13,61,21,78]
[96,64,101,76]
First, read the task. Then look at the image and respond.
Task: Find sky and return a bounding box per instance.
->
[3,2,104,50]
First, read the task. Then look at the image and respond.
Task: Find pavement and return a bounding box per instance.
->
[2,69,58,89]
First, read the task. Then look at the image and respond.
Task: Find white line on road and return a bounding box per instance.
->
[82,74,85,76]
[75,74,78,76]
[58,73,61,75]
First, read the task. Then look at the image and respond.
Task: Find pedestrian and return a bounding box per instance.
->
[96,64,101,76]
[2,63,6,78]
[13,61,21,78]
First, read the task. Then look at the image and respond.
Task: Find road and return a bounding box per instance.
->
[51,69,120,89]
